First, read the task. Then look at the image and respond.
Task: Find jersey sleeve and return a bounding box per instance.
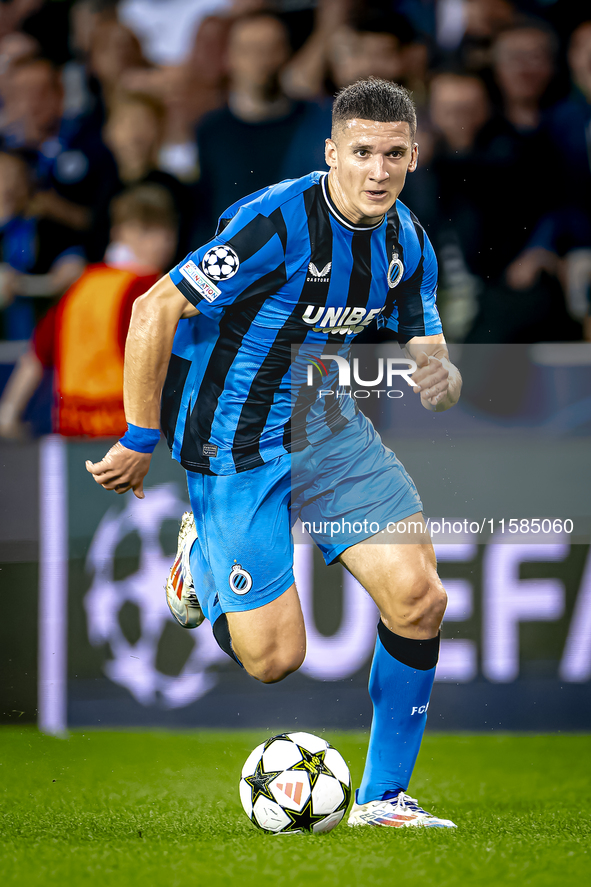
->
[383,227,443,340]
[169,206,287,319]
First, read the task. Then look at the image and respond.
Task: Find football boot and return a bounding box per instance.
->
[165,511,204,629]
[348,791,456,828]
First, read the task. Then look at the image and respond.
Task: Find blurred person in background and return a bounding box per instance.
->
[88,18,149,110]
[492,21,558,132]
[545,20,591,203]
[0,150,85,340]
[61,0,119,131]
[0,183,176,440]
[0,0,44,42]
[429,71,491,154]
[155,12,233,179]
[118,0,232,67]
[0,30,39,105]
[328,9,410,91]
[196,10,331,236]
[283,1,425,104]
[0,56,120,260]
[491,21,563,295]
[437,0,516,75]
[104,91,193,260]
[280,0,350,100]
[427,68,578,342]
[0,0,71,66]
[542,21,591,335]
[423,72,491,338]
[112,10,236,183]
[117,22,226,185]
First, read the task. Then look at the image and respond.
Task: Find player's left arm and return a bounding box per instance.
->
[404,334,462,412]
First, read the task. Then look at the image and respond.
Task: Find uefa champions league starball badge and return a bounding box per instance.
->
[202,246,240,281]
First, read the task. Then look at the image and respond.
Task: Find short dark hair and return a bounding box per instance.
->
[332,78,417,140]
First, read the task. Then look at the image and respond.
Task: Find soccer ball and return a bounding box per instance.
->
[239,731,351,834]
[202,245,239,280]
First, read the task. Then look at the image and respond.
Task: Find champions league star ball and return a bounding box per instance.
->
[202,245,239,280]
[239,732,352,834]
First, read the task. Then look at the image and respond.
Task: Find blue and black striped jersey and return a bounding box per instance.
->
[163,171,442,475]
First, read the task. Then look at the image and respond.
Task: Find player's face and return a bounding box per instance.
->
[325,119,418,225]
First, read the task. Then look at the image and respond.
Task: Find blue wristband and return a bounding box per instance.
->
[119,423,161,454]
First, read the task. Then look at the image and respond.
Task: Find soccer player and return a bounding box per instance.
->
[87,78,462,829]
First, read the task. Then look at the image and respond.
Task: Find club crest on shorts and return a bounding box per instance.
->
[202,246,239,281]
[229,563,252,595]
[388,252,404,288]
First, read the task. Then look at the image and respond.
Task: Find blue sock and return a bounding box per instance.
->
[357,622,439,804]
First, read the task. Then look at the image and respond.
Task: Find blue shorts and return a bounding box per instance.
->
[187,412,422,623]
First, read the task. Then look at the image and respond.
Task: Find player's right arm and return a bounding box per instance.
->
[85,275,199,499]
[87,201,287,497]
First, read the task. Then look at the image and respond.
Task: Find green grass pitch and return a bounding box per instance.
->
[1,728,589,886]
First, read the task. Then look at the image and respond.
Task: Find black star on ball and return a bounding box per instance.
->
[291,746,334,788]
[244,759,282,806]
[282,796,330,833]
[263,733,288,751]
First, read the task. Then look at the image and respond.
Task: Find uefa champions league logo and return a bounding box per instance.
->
[84,484,224,708]
[202,246,239,281]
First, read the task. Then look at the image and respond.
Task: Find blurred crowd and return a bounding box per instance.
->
[0,0,590,438]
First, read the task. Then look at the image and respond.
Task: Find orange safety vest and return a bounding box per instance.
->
[55,264,155,437]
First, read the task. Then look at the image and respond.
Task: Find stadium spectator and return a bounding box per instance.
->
[430,71,491,153]
[0,30,39,104]
[0,0,584,354]
[0,0,44,43]
[196,11,331,236]
[542,21,591,336]
[282,2,424,102]
[0,56,120,260]
[104,9,235,182]
[490,22,565,295]
[156,13,233,178]
[61,0,119,130]
[548,20,591,179]
[328,12,408,91]
[88,19,149,110]
[280,0,349,100]
[104,92,167,186]
[0,151,85,340]
[439,0,517,75]
[542,22,591,241]
[0,184,176,439]
[118,0,232,67]
[3,0,72,66]
[491,22,557,131]
[428,70,577,342]
[103,91,194,260]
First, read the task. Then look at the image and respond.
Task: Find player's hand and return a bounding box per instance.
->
[85,442,152,499]
[410,351,449,408]
[506,247,557,290]
[0,402,30,441]
[0,264,20,308]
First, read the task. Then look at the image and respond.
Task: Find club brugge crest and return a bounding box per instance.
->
[388,252,404,288]
[229,563,253,595]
